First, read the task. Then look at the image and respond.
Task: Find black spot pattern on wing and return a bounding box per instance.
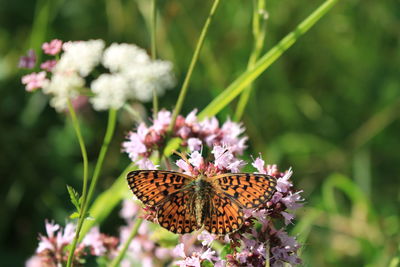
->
[211,173,277,209]
[203,193,244,235]
[126,170,193,206]
[127,170,277,237]
[157,191,198,234]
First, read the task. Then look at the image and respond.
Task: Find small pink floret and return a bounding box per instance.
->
[40,59,57,72]
[188,151,203,168]
[173,243,186,258]
[188,138,202,152]
[21,71,48,91]
[176,159,190,173]
[252,157,266,174]
[42,39,63,55]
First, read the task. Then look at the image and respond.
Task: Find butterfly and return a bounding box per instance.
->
[127,170,277,235]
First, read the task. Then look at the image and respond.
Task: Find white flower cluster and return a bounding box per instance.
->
[42,40,105,111]
[91,43,175,110]
[38,40,175,112]
[56,40,105,77]
[90,74,129,111]
[42,71,84,112]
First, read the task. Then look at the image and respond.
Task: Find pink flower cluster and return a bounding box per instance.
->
[19,49,36,69]
[252,157,304,224]
[172,231,229,267]
[27,154,303,266]
[42,39,63,55]
[123,109,247,169]
[221,156,304,266]
[175,146,246,181]
[174,243,217,267]
[132,151,302,267]
[119,200,175,267]
[122,111,303,266]
[26,220,118,267]
[20,39,63,92]
[21,71,47,92]
[27,200,175,267]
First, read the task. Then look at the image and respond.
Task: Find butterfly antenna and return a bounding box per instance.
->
[196,225,206,236]
[172,150,182,157]
[214,143,229,162]
[173,150,191,166]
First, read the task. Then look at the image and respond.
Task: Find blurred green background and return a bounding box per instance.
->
[1,0,399,266]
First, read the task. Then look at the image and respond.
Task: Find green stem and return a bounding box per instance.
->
[151,0,158,118]
[85,108,117,214]
[66,109,118,267]
[234,0,267,121]
[123,103,143,123]
[79,163,136,238]
[199,0,338,119]
[152,86,159,119]
[109,218,144,267]
[150,0,157,60]
[265,240,270,267]
[168,0,222,132]
[65,99,89,267]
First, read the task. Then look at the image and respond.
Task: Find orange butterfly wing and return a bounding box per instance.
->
[210,173,277,209]
[126,170,194,206]
[156,190,198,234]
[127,170,277,236]
[203,193,244,235]
[127,170,198,234]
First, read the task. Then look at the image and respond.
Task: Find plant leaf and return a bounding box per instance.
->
[69,212,80,219]
[201,260,213,267]
[66,185,81,212]
[219,244,234,259]
[163,137,182,157]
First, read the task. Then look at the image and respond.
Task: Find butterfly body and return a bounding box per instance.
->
[192,176,214,228]
[127,170,277,235]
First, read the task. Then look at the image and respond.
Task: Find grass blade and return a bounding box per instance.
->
[199,0,338,119]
